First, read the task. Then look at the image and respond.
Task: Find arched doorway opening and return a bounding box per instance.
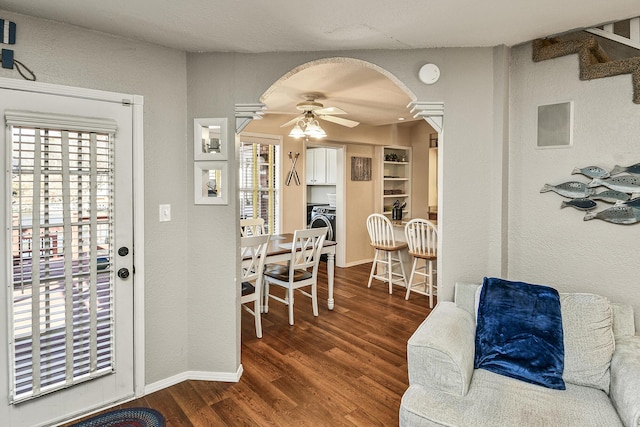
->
[236,56,443,288]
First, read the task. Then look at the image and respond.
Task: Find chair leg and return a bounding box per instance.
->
[254,300,262,338]
[398,250,407,288]
[288,287,295,325]
[368,250,379,288]
[387,251,393,294]
[311,283,319,317]
[405,257,418,300]
[263,280,270,313]
[428,259,434,309]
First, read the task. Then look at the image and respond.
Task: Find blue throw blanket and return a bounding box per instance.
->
[474,277,566,390]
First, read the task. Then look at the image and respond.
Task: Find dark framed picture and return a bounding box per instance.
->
[351,156,372,181]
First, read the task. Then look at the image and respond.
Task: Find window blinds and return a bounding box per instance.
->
[238,136,280,235]
[8,110,116,403]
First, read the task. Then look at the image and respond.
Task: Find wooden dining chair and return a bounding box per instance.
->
[240,217,266,237]
[404,218,438,307]
[366,213,407,294]
[240,234,270,338]
[263,227,327,325]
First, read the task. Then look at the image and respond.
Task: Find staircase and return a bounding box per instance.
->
[532,18,640,104]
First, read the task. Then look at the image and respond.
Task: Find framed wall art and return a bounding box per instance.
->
[194,117,228,160]
[194,161,228,205]
[351,156,372,181]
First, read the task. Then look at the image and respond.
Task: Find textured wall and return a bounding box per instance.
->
[509,43,640,330]
[0,11,190,386]
[0,8,508,403]
[186,48,503,368]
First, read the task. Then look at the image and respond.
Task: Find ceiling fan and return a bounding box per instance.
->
[280,94,360,133]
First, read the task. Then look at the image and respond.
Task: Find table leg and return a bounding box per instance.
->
[327,251,335,310]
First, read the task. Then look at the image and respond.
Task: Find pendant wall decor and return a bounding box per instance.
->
[541,162,640,225]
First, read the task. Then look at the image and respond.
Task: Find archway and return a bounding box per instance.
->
[236,57,444,287]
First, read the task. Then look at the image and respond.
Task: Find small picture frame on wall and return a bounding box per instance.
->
[351,156,372,181]
[194,161,228,205]
[194,118,228,160]
[537,101,573,148]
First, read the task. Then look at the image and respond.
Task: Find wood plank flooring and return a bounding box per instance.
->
[63,263,433,426]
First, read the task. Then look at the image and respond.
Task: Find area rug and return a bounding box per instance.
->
[70,407,165,427]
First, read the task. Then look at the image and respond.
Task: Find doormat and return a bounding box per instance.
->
[70,407,165,427]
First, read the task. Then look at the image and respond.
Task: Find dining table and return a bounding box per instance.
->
[251,233,337,310]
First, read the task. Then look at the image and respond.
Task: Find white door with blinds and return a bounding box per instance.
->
[0,85,135,426]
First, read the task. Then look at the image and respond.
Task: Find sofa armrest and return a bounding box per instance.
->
[407,301,476,396]
[610,336,640,427]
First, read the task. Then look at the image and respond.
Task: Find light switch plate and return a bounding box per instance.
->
[159,204,171,222]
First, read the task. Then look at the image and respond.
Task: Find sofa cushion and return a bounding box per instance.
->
[560,293,614,392]
[474,277,565,390]
[454,282,481,317]
[611,302,636,339]
[400,369,624,427]
[610,336,640,427]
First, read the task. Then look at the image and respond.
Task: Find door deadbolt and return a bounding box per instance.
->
[118,247,129,257]
[117,268,130,279]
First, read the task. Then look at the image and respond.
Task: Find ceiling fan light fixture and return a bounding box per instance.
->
[288,123,305,138]
[304,119,326,139]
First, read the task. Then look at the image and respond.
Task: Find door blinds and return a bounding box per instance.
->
[6,110,117,403]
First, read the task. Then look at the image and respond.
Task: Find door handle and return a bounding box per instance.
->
[118,247,129,257]
[117,268,130,279]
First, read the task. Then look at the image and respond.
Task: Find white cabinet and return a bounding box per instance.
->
[306,147,337,185]
[306,148,325,184]
[382,146,411,217]
[326,148,337,184]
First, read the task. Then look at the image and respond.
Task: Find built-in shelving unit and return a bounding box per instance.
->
[382,146,411,217]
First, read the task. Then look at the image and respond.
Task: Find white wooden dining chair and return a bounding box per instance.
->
[263,227,327,325]
[240,217,266,237]
[404,218,438,307]
[366,213,408,294]
[240,234,270,338]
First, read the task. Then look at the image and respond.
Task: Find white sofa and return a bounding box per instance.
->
[400,283,640,427]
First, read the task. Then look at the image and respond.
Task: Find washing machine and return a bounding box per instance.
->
[309,205,336,242]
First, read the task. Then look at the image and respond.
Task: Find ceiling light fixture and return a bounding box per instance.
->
[289,112,327,139]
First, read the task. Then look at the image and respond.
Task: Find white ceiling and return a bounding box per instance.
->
[3,0,640,127]
[3,0,640,52]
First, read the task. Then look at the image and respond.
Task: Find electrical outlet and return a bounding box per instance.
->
[159,204,171,222]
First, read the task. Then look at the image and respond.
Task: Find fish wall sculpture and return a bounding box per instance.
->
[583,205,640,224]
[542,162,640,225]
[590,189,630,203]
[572,166,610,179]
[610,162,640,176]
[588,175,640,194]
[540,181,594,198]
[560,198,597,211]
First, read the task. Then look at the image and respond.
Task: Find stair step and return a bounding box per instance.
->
[532,36,640,104]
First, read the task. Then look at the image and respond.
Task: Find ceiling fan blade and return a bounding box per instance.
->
[314,106,347,115]
[280,115,304,128]
[318,114,359,128]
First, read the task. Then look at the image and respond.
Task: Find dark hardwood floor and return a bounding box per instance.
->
[64,263,433,426]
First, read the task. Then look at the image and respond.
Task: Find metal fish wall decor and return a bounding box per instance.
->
[541,162,640,225]
[540,181,594,198]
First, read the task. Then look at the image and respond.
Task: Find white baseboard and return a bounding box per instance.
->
[144,365,243,395]
[342,258,373,268]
